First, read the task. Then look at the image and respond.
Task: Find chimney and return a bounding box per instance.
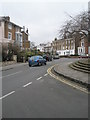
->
[4,16,10,21]
[26,28,28,33]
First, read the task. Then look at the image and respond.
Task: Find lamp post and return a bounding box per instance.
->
[23,26,25,50]
[22,26,26,62]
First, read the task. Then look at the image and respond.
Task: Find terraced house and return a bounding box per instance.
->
[52,38,75,56]
[0,16,30,50]
[52,36,90,56]
[78,35,90,56]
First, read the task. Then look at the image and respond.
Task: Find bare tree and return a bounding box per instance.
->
[59,11,89,39]
[59,11,89,54]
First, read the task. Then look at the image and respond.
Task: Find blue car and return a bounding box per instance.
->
[28,56,47,67]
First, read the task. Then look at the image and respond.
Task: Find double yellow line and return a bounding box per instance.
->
[47,65,89,94]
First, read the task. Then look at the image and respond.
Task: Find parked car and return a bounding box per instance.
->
[43,54,52,61]
[48,55,52,61]
[28,56,46,67]
[53,53,59,59]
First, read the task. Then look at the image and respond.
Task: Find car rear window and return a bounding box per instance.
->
[30,56,38,60]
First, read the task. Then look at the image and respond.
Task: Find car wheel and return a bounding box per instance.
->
[29,64,31,67]
[44,62,46,65]
[38,62,41,66]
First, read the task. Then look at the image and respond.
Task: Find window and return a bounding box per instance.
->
[16,34,19,41]
[71,45,74,49]
[68,41,70,44]
[16,27,20,32]
[71,51,73,53]
[60,45,61,50]
[66,41,67,44]
[68,46,70,49]
[81,42,84,47]
[8,23,12,29]
[59,52,61,54]
[71,41,73,43]
[63,43,64,49]
[79,48,81,53]
[81,49,82,52]
[39,57,43,59]
[8,32,12,40]
[66,51,70,54]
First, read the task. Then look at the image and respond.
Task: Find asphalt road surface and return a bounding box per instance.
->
[1,58,88,118]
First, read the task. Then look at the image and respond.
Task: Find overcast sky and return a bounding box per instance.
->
[0,0,89,45]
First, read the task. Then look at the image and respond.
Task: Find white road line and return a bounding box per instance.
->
[1,71,22,78]
[0,91,15,100]
[23,82,32,88]
[37,77,42,80]
[44,73,48,76]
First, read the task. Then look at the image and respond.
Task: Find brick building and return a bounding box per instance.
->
[52,36,90,56]
[22,29,30,50]
[78,36,90,56]
[0,16,30,49]
[52,38,75,56]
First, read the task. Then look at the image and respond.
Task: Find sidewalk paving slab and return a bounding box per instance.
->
[54,62,89,86]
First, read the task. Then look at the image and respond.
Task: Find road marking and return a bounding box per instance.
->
[1,71,22,78]
[44,73,48,76]
[0,91,15,100]
[37,77,42,80]
[23,82,32,88]
[47,65,89,94]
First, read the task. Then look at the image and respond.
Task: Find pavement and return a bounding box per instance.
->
[54,61,89,87]
[0,62,28,71]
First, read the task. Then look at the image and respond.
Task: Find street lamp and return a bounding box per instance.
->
[23,26,25,50]
[22,26,26,62]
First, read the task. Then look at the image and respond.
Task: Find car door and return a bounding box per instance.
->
[31,56,35,65]
[39,56,44,64]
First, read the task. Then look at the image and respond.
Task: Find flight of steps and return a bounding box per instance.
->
[69,59,90,74]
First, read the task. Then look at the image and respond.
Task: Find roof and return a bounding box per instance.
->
[0,16,22,29]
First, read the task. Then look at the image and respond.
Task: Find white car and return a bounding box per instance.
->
[53,54,59,59]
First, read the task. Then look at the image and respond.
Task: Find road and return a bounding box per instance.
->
[1,58,88,118]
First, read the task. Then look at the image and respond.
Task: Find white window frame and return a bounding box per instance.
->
[16,33,19,41]
[68,41,70,44]
[8,32,12,40]
[8,23,12,30]
[71,41,73,43]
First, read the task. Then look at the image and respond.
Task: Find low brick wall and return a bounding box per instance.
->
[2,61,17,66]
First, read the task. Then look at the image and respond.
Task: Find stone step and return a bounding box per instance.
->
[77,61,90,68]
[78,59,90,65]
[69,63,90,74]
[69,59,90,74]
[75,62,90,69]
[73,63,89,71]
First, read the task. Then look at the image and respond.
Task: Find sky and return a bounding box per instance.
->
[0,0,89,45]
